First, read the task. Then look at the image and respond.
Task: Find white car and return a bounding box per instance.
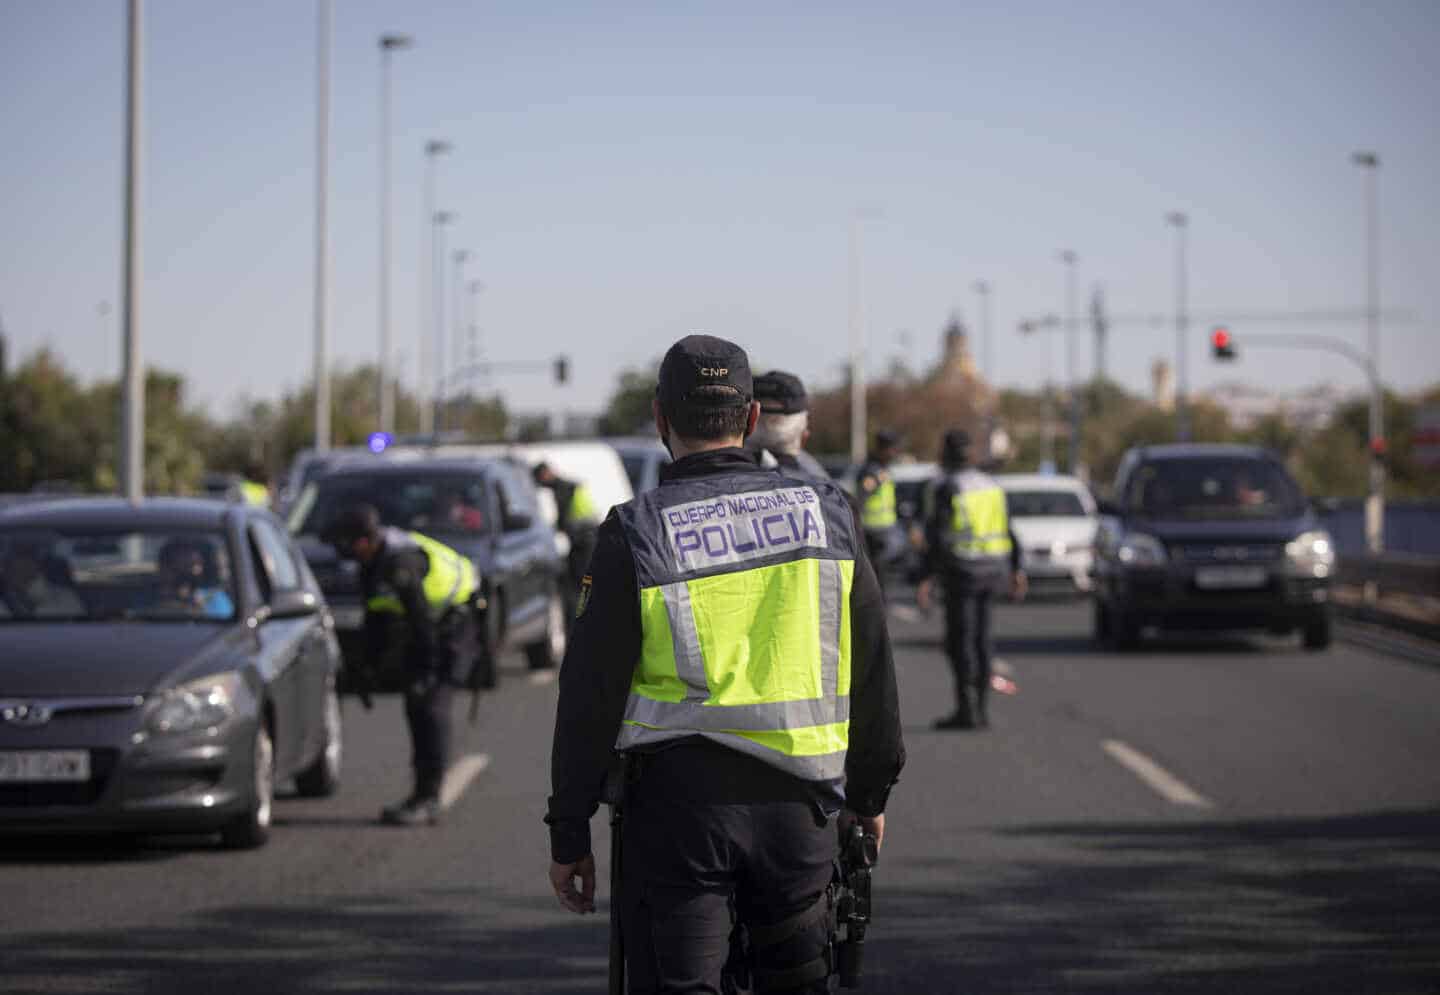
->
[996,473,1098,594]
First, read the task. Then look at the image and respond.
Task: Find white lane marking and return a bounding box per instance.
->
[1102,739,1214,809]
[439,752,491,810]
[529,669,559,686]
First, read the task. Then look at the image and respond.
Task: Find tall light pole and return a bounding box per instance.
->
[429,210,455,435]
[972,280,992,384]
[848,217,867,465]
[120,0,144,501]
[1166,211,1190,441]
[1059,250,1080,472]
[466,278,484,398]
[417,138,451,436]
[1353,151,1384,553]
[443,248,470,433]
[376,32,412,435]
[311,0,332,453]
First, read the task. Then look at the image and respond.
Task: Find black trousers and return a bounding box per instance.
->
[943,585,993,711]
[621,745,835,995]
[404,678,453,800]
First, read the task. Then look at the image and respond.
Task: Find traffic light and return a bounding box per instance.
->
[553,355,569,385]
[1211,326,1236,361]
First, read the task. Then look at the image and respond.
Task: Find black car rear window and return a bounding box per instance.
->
[1128,458,1304,520]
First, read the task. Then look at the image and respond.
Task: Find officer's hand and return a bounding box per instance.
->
[1010,571,1029,602]
[550,855,597,914]
[915,578,934,614]
[838,810,886,854]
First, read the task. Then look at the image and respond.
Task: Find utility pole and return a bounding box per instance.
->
[429,210,455,435]
[417,138,451,436]
[1166,211,1190,441]
[444,248,469,433]
[376,32,412,434]
[1060,250,1080,472]
[120,0,144,501]
[1353,151,1384,553]
[1090,285,1108,382]
[848,217,866,466]
[972,280,992,384]
[311,0,332,453]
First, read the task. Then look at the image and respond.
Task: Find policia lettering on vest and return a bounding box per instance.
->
[322,504,481,826]
[547,334,906,995]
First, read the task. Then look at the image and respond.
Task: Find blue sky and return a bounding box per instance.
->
[2,0,1437,423]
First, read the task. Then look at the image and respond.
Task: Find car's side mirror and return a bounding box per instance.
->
[270,589,320,619]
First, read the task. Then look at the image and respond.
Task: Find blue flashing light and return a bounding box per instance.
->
[367,431,394,455]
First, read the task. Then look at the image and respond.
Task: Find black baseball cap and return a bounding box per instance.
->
[753,370,808,414]
[656,334,753,416]
[874,429,901,450]
[941,429,972,464]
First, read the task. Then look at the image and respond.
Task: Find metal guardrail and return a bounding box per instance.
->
[1334,552,1440,642]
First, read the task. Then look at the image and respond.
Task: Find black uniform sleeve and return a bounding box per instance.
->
[1008,522,1022,573]
[922,478,956,579]
[844,530,905,817]
[386,549,437,667]
[545,511,641,864]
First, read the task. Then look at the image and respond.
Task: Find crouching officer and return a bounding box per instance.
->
[546,334,905,994]
[323,504,479,825]
[917,430,1025,730]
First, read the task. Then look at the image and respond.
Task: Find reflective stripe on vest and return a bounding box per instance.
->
[367,529,479,617]
[615,475,858,782]
[861,474,897,529]
[949,472,1013,561]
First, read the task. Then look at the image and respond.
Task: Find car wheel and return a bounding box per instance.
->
[473,591,502,689]
[1110,606,1142,651]
[1302,612,1333,651]
[221,722,274,849]
[295,685,342,798]
[526,582,567,671]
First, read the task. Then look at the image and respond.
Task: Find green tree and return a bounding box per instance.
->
[598,363,660,436]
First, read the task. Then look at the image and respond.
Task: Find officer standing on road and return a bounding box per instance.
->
[856,429,902,597]
[746,369,831,481]
[546,334,905,994]
[323,504,480,825]
[917,429,1026,730]
[533,462,600,618]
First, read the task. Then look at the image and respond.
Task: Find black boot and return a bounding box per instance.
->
[380,795,440,826]
[933,690,977,730]
[973,686,990,729]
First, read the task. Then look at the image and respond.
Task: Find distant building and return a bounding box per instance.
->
[1151,359,1175,412]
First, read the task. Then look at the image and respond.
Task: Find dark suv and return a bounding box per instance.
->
[287,457,568,686]
[1093,444,1334,651]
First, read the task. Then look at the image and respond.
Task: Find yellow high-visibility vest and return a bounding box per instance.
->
[615,476,858,782]
[239,480,271,507]
[366,529,479,618]
[949,472,1013,561]
[861,472,897,529]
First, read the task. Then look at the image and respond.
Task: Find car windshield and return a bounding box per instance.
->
[290,472,489,538]
[1006,490,1089,518]
[0,528,237,622]
[1130,458,1304,520]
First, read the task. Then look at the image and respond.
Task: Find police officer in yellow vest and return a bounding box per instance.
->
[856,429,902,597]
[533,461,601,624]
[546,334,905,993]
[324,504,479,825]
[917,429,1026,731]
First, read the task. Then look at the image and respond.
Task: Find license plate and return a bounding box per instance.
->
[330,605,365,631]
[1194,566,1268,590]
[0,750,91,783]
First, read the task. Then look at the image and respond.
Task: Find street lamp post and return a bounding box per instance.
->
[972,280,992,384]
[376,32,412,435]
[443,248,470,433]
[1353,151,1384,554]
[1059,250,1079,472]
[417,138,451,436]
[1166,211,1190,441]
[848,217,866,466]
[429,210,455,435]
[120,0,144,501]
[312,0,332,453]
[466,279,484,398]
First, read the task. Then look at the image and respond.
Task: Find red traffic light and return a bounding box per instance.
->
[1211,326,1236,360]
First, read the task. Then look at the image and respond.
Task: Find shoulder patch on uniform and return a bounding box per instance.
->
[575,574,593,618]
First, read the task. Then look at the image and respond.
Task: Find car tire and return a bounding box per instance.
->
[473,591,502,689]
[1302,612,1333,652]
[525,582,567,671]
[295,686,342,798]
[1109,606,1142,651]
[221,722,274,849]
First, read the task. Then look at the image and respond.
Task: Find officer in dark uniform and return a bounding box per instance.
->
[323,504,479,825]
[856,429,903,597]
[546,335,905,994]
[533,461,600,621]
[746,369,831,481]
[917,430,1026,730]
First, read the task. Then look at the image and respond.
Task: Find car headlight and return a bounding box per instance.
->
[1285,530,1335,578]
[146,672,248,735]
[1117,532,1167,566]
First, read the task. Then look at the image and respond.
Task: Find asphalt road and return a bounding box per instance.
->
[3,598,1439,994]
